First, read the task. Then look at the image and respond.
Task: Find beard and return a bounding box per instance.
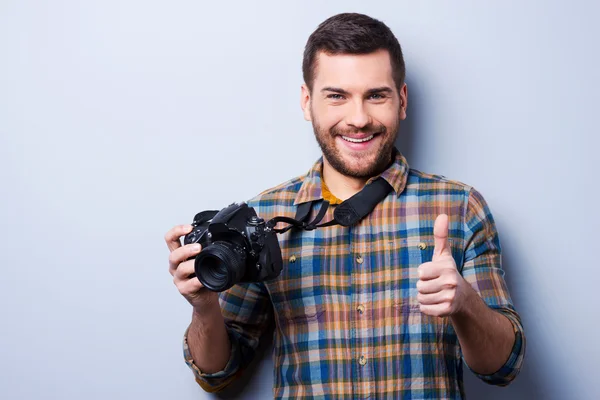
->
[312,115,400,179]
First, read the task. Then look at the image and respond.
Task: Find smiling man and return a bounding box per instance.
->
[166,13,525,399]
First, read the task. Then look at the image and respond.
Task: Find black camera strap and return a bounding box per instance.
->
[267,177,393,234]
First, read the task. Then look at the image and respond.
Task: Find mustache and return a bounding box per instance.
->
[330,124,387,136]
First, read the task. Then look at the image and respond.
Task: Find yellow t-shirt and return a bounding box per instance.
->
[321,179,343,205]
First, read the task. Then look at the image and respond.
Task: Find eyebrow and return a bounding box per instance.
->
[366,86,394,96]
[321,87,351,95]
[321,86,394,96]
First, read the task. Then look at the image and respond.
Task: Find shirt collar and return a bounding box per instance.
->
[293,148,410,205]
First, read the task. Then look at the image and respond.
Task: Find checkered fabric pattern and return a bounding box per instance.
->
[183,149,525,399]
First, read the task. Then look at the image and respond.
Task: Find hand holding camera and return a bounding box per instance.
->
[165,224,219,311]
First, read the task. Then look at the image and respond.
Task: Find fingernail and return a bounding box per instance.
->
[191,244,201,252]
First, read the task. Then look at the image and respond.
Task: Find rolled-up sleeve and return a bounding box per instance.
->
[182,281,272,392]
[461,188,526,386]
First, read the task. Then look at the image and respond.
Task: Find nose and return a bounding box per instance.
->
[345,100,371,129]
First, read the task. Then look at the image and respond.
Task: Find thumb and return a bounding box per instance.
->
[433,214,451,261]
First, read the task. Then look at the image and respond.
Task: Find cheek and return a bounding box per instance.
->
[367,104,400,128]
[313,105,344,132]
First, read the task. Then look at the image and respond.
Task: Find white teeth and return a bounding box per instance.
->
[341,134,374,143]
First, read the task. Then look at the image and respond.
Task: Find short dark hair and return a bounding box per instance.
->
[302,13,406,91]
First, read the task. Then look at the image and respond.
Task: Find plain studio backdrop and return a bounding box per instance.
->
[0,1,597,399]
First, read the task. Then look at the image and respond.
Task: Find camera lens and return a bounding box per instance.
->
[194,241,246,292]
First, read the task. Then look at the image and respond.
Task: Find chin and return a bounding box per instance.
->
[341,149,379,165]
[336,156,382,178]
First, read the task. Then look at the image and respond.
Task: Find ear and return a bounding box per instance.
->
[398,83,408,121]
[300,83,312,121]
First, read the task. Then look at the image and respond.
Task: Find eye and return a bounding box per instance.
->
[368,93,385,100]
[327,93,345,100]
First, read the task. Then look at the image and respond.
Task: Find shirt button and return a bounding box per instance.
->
[418,242,427,250]
[358,355,367,366]
[357,304,365,314]
[289,254,296,263]
[356,255,364,264]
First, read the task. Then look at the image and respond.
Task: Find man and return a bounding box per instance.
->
[165,13,525,399]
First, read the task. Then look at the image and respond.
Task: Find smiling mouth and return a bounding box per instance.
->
[341,134,376,143]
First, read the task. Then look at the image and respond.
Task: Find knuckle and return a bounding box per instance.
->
[165,225,188,243]
[189,278,202,291]
[188,244,201,255]
[166,225,179,239]
[175,260,193,279]
[178,282,192,296]
[168,252,179,266]
[416,280,423,292]
[426,307,439,317]
[442,303,451,315]
[444,275,457,287]
[173,277,181,288]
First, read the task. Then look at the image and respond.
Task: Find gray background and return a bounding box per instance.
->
[1,1,597,399]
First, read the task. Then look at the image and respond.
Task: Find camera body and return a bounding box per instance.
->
[183,202,283,292]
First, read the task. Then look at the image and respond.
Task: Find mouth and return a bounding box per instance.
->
[340,133,380,143]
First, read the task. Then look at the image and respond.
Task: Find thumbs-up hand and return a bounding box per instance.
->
[416,214,468,317]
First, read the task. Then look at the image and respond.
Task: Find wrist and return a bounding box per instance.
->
[192,293,221,318]
[190,301,226,336]
[452,279,480,320]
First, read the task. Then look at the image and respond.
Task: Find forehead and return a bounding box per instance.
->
[312,49,395,91]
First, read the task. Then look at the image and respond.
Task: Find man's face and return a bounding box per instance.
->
[301,49,407,178]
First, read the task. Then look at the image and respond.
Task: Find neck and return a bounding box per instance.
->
[322,158,370,201]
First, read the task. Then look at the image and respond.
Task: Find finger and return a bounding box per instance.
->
[419,303,451,318]
[173,259,197,281]
[169,244,201,276]
[417,288,455,305]
[176,276,205,296]
[433,214,451,261]
[417,261,441,281]
[164,224,193,252]
[416,277,441,294]
[416,274,457,294]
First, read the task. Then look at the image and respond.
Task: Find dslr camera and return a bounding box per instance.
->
[183,202,283,292]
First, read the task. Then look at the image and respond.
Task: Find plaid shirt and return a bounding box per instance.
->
[183,149,525,399]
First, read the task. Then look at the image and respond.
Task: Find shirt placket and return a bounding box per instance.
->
[351,224,373,399]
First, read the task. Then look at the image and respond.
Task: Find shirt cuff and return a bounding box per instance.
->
[182,325,241,392]
[467,307,526,386]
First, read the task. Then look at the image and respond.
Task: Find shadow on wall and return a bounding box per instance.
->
[462,242,545,399]
[400,75,545,399]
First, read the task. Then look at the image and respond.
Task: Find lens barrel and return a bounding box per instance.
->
[194,241,246,292]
